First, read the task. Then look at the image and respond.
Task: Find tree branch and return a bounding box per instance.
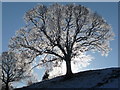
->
[44,50,64,60]
[20,44,42,55]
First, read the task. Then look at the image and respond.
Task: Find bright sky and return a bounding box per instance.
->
[2,2,118,88]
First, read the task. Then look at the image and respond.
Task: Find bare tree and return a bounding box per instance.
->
[9,4,114,78]
[0,51,28,90]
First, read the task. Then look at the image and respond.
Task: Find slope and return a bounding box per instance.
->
[15,67,120,89]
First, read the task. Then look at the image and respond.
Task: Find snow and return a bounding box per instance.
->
[100,78,119,88]
[16,67,120,89]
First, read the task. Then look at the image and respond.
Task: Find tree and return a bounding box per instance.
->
[9,4,114,78]
[42,70,49,80]
[0,51,29,90]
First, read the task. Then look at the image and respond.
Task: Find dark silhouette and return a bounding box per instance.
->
[0,52,27,90]
[42,71,49,80]
[9,4,114,78]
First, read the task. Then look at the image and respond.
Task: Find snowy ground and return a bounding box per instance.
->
[15,67,120,89]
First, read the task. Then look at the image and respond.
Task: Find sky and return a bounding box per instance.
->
[1,0,120,2]
[2,2,118,88]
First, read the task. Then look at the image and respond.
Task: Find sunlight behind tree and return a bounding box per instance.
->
[9,3,114,79]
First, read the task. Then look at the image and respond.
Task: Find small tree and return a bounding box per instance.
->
[42,70,49,80]
[0,51,28,90]
[9,4,114,78]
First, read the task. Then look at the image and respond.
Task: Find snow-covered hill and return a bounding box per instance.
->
[15,67,120,89]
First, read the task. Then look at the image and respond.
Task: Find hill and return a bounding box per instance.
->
[15,67,120,89]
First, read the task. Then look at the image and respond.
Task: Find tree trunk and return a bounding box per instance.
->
[65,58,73,78]
[5,82,9,90]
